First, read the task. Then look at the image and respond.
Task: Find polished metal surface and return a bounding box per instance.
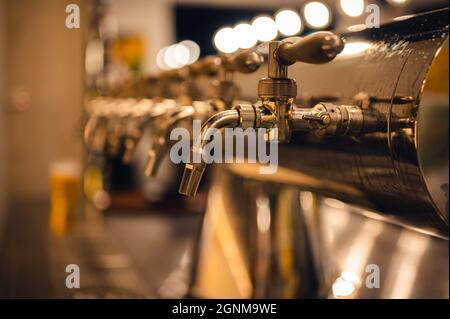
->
[190,168,449,299]
[417,38,449,225]
[178,31,346,196]
[189,9,449,299]
[80,7,449,300]
[232,8,449,236]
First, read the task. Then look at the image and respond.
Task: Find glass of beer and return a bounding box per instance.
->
[49,160,81,235]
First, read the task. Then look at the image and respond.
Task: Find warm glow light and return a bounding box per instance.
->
[173,43,190,66]
[332,277,356,298]
[256,196,271,233]
[214,27,239,53]
[179,40,200,65]
[339,41,371,57]
[304,2,331,29]
[340,0,365,17]
[156,46,170,70]
[164,44,184,69]
[387,0,411,6]
[233,23,258,49]
[324,198,346,209]
[251,16,278,41]
[341,270,361,285]
[275,9,302,36]
[347,24,368,32]
[332,270,360,298]
[156,41,200,70]
[85,40,104,75]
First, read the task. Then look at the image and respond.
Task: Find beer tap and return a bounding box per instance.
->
[84,96,170,159]
[143,59,218,176]
[178,31,388,196]
[84,97,111,153]
[143,50,264,177]
[120,98,169,163]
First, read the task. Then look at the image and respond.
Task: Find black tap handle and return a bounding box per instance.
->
[277,31,345,65]
[223,49,264,74]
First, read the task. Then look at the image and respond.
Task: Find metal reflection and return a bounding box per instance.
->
[232,8,449,236]
[189,9,449,299]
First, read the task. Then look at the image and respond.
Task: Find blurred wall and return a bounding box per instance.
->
[0,0,7,232]
[109,0,176,74]
[5,0,84,199]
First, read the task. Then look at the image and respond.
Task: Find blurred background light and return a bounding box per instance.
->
[85,40,104,75]
[164,44,183,69]
[340,0,365,17]
[332,276,356,298]
[179,40,200,65]
[233,22,258,49]
[156,40,201,70]
[251,16,278,42]
[387,0,412,6]
[213,27,239,53]
[347,24,368,32]
[339,41,371,57]
[303,1,331,29]
[156,46,170,70]
[173,43,190,66]
[275,9,302,36]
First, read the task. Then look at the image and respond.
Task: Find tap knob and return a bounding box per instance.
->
[222,49,264,74]
[276,31,345,65]
[189,56,221,77]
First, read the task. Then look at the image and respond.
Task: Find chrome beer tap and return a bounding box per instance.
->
[84,96,170,159]
[120,98,169,163]
[143,50,264,177]
[178,31,389,196]
[117,74,180,163]
[84,97,114,154]
[143,59,217,177]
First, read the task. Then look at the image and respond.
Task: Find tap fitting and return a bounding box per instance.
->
[289,103,384,137]
[211,49,264,110]
[145,51,263,179]
[178,32,347,197]
[253,33,345,142]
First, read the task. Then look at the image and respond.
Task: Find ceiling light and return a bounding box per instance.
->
[304,2,331,29]
[275,9,302,36]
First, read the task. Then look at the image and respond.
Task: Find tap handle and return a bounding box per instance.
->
[277,31,345,65]
[189,56,221,76]
[223,49,263,74]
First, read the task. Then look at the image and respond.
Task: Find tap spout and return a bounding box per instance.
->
[144,105,196,176]
[179,110,240,196]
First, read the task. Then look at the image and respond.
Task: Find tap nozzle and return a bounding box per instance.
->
[144,105,196,177]
[179,162,207,197]
[144,135,167,177]
[178,109,241,196]
[122,137,138,163]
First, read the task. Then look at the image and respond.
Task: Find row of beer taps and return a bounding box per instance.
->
[84,31,389,198]
[83,46,264,168]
